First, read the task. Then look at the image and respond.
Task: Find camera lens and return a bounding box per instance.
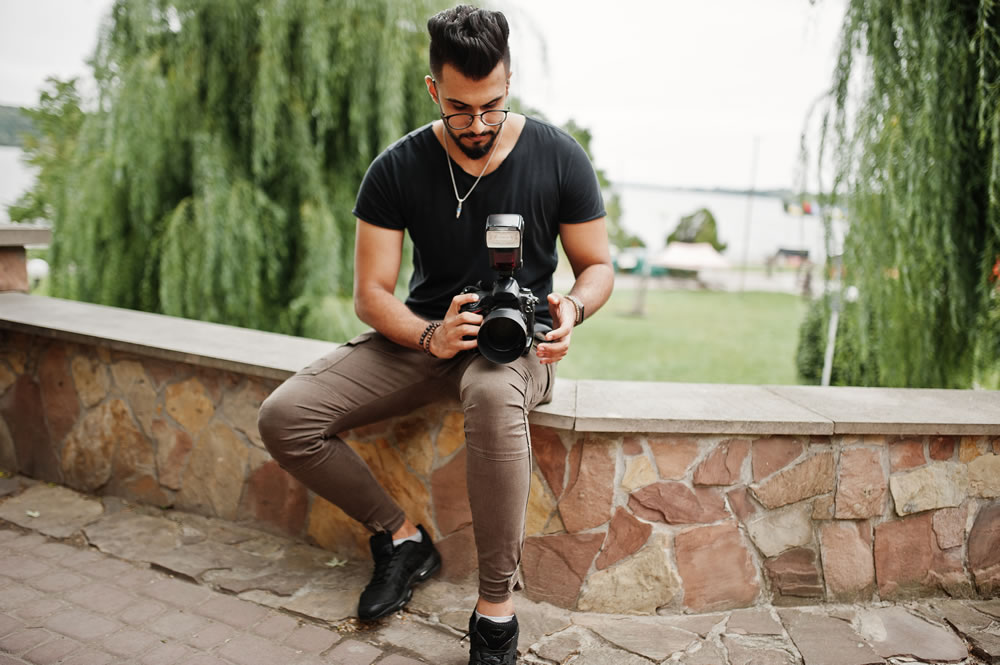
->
[479,309,528,364]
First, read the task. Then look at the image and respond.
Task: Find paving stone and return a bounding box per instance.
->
[664,613,728,637]
[379,655,427,665]
[43,609,121,642]
[0,583,42,611]
[12,598,67,623]
[531,625,591,663]
[779,610,881,665]
[34,542,78,561]
[26,571,89,593]
[83,558,136,580]
[6,534,47,550]
[279,588,357,623]
[61,650,115,665]
[185,622,237,649]
[573,613,699,661]
[147,610,205,639]
[139,578,213,608]
[856,606,966,663]
[508,599,571,657]
[680,640,729,665]
[252,613,298,640]
[0,555,51,580]
[22,635,82,664]
[101,628,161,657]
[0,628,54,654]
[118,599,167,626]
[138,642,195,665]
[216,632,308,665]
[0,613,23,638]
[724,635,799,665]
[375,618,467,663]
[194,595,269,629]
[553,638,654,665]
[326,638,383,665]
[282,623,339,653]
[727,608,784,635]
[65,584,135,615]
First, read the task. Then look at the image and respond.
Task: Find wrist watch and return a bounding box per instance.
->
[565,294,585,326]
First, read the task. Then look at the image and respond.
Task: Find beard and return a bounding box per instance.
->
[446,125,499,160]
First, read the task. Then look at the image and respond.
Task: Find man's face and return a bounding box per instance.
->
[428,62,510,160]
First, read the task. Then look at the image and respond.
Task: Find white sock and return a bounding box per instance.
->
[475,610,515,624]
[392,530,423,547]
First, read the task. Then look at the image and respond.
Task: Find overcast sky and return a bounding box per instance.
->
[0,0,847,190]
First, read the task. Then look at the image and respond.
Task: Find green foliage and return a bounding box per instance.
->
[11,0,443,340]
[795,294,877,386]
[666,208,727,252]
[808,0,1000,387]
[0,105,36,147]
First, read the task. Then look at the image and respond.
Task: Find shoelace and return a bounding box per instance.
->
[369,546,410,585]
[459,632,517,665]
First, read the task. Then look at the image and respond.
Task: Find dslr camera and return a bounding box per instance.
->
[459,214,539,364]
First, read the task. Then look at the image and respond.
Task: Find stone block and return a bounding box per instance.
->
[969,503,1000,595]
[747,501,813,558]
[431,447,471,536]
[347,437,434,538]
[933,505,968,550]
[579,535,680,615]
[525,471,556,536]
[0,484,103,538]
[727,486,758,522]
[812,495,834,519]
[750,452,834,510]
[889,439,925,471]
[522,532,604,608]
[435,525,477,583]
[61,399,128,491]
[0,362,14,396]
[779,609,882,665]
[856,606,968,663]
[0,416,15,471]
[71,354,109,408]
[392,414,433,477]
[889,462,968,515]
[693,438,749,486]
[675,521,759,612]
[529,424,567,498]
[764,547,823,599]
[306,496,369,560]
[152,418,194,490]
[621,455,657,492]
[623,436,643,455]
[960,436,984,462]
[874,512,967,600]
[38,344,79,446]
[835,448,886,519]
[969,454,1000,498]
[649,436,699,479]
[751,436,804,482]
[221,380,271,450]
[176,422,249,520]
[559,437,615,533]
[111,360,157,436]
[574,612,697,659]
[628,482,728,525]
[107,404,166,506]
[0,246,28,291]
[819,521,875,602]
[240,459,308,536]
[165,377,215,434]
[930,436,957,461]
[436,410,466,459]
[595,507,652,570]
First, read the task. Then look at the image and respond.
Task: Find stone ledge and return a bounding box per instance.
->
[0,223,52,247]
[2,292,999,435]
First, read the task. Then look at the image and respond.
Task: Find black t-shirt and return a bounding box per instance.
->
[352,116,606,327]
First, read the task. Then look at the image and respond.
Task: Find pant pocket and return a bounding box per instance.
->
[296,330,376,376]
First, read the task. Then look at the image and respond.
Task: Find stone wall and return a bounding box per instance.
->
[1,328,999,616]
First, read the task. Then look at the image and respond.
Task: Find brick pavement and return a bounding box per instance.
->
[0,528,422,665]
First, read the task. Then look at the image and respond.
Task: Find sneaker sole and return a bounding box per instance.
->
[361,549,442,621]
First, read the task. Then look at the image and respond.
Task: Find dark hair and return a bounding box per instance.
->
[427,5,510,81]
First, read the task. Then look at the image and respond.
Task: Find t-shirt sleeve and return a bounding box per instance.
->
[557,137,607,224]
[352,150,405,230]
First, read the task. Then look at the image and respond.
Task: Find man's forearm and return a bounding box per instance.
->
[567,263,615,322]
[355,288,432,351]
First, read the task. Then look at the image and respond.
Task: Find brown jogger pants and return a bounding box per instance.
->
[256,330,555,603]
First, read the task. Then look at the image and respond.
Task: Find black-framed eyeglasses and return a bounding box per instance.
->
[440,109,509,130]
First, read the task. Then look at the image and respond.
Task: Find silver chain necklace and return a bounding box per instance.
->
[442,121,504,219]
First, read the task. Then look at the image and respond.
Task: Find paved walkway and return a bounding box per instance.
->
[0,476,997,665]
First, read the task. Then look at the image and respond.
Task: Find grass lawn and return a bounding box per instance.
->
[556,288,809,385]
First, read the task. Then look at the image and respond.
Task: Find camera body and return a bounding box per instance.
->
[459,214,539,364]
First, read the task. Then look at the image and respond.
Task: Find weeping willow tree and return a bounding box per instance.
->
[12,0,443,340]
[803,0,1000,388]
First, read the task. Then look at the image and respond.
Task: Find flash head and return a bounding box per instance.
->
[485,214,523,275]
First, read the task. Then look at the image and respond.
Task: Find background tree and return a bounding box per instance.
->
[800,0,1000,387]
[12,0,443,340]
[666,207,726,252]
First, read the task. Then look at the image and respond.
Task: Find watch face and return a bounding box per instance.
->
[486,229,521,249]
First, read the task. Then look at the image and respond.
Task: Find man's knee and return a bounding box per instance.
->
[257,379,333,464]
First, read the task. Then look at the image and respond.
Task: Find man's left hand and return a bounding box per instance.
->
[536,293,576,365]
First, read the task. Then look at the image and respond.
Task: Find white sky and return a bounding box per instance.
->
[0,0,847,190]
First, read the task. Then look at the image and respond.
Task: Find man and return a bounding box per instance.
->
[258,5,613,664]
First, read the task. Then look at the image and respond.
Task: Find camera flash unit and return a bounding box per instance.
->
[485,214,523,275]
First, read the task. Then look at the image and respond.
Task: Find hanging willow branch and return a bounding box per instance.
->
[813,0,1000,387]
[13,0,443,340]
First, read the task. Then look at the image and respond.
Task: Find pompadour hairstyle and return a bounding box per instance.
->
[427,4,511,81]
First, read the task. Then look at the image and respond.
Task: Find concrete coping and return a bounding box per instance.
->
[2,292,999,435]
[0,223,52,247]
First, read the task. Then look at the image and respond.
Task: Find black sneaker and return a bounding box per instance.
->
[357,524,441,621]
[467,612,519,665]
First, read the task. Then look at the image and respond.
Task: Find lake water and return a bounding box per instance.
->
[0,145,844,263]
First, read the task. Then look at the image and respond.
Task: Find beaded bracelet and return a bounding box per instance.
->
[419,321,441,356]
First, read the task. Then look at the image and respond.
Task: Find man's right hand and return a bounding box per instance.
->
[429,293,484,358]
